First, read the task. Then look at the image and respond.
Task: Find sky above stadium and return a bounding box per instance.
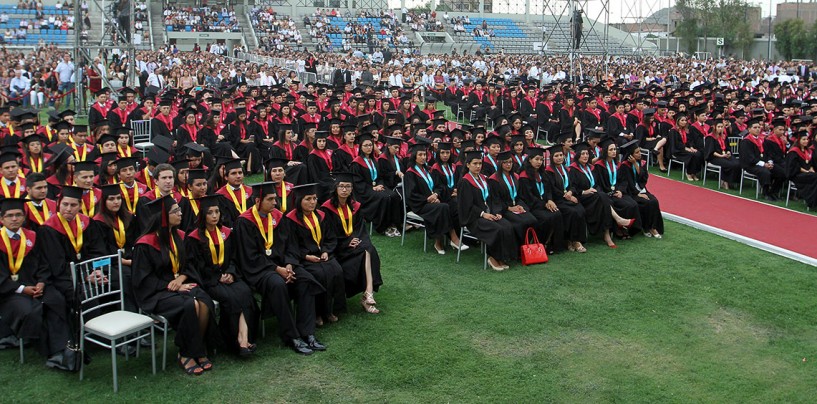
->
[390,0,781,23]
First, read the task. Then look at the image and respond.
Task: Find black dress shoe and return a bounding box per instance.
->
[46,353,69,371]
[290,338,313,355]
[306,335,326,351]
[116,345,137,357]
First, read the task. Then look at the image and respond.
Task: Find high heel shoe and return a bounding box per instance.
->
[488,257,505,271]
[361,297,380,314]
[434,243,446,255]
[618,218,636,231]
[363,291,377,305]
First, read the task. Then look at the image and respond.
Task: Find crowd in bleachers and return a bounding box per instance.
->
[163,5,240,33]
[250,7,302,52]
[305,9,416,55]
[404,10,444,32]
[0,1,73,46]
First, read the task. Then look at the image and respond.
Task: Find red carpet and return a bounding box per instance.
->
[649,175,817,261]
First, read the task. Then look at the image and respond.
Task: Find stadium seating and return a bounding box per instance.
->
[0,5,73,45]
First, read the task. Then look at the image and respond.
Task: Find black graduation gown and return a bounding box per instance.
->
[320,200,382,297]
[351,158,403,234]
[37,214,107,305]
[517,169,566,251]
[618,161,664,234]
[225,122,261,173]
[668,129,704,175]
[377,153,403,190]
[703,136,741,183]
[635,122,663,151]
[332,145,357,173]
[487,171,538,244]
[785,149,817,208]
[285,211,345,316]
[0,229,70,356]
[593,161,641,233]
[405,165,452,239]
[739,137,786,192]
[480,154,499,177]
[306,151,335,202]
[184,227,259,352]
[456,172,517,262]
[91,216,138,311]
[558,107,578,136]
[232,210,322,341]
[568,163,614,236]
[215,184,254,229]
[545,166,587,242]
[131,232,217,358]
[431,162,461,230]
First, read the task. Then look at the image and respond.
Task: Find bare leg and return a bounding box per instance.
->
[194,300,211,363]
[610,207,630,227]
[361,251,379,313]
[237,312,249,348]
[657,147,666,170]
[449,229,461,245]
[603,229,616,247]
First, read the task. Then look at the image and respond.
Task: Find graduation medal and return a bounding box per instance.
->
[251,206,274,256]
[1,227,26,282]
[265,249,272,256]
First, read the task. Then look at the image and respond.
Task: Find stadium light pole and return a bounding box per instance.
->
[768,0,773,60]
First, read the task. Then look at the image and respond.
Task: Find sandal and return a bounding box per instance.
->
[574,243,587,253]
[326,314,339,323]
[178,355,203,376]
[316,317,324,327]
[362,299,380,314]
[197,357,214,371]
[363,291,377,305]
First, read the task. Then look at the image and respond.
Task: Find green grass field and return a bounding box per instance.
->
[1,218,816,402]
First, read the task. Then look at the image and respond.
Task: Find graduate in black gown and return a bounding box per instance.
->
[703,120,741,188]
[224,108,261,174]
[739,117,787,200]
[404,141,462,254]
[487,150,539,248]
[429,142,466,249]
[306,131,336,202]
[178,169,210,233]
[593,138,642,237]
[545,144,588,253]
[232,182,325,355]
[457,150,517,271]
[92,184,139,314]
[517,147,566,253]
[184,195,259,356]
[132,195,217,376]
[320,172,383,314]
[351,135,403,237]
[285,184,346,324]
[0,198,72,370]
[37,186,107,305]
[668,113,704,181]
[617,140,665,238]
[785,131,817,209]
[569,142,634,248]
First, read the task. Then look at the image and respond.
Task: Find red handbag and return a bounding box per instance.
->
[520,227,548,266]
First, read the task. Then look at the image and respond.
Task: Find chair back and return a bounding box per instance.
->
[131,120,152,144]
[70,252,124,320]
[727,136,741,156]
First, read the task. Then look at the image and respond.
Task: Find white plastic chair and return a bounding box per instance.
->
[396,182,427,250]
[739,170,760,199]
[456,227,487,270]
[667,157,687,180]
[702,162,723,189]
[131,120,153,156]
[71,251,156,393]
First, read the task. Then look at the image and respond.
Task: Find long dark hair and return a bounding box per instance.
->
[329,180,357,208]
[141,201,185,272]
[195,202,223,248]
[100,194,133,229]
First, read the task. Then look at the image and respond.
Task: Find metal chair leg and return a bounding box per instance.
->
[111,340,119,393]
[18,338,23,364]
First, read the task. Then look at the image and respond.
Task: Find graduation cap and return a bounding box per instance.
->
[70,160,98,174]
[53,120,72,132]
[573,141,592,155]
[356,133,374,145]
[619,139,641,160]
[643,108,657,117]
[171,159,190,172]
[151,136,174,153]
[746,116,764,127]
[449,128,466,140]
[484,135,504,148]
[496,150,513,162]
[187,169,208,182]
[0,197,25,213]
[510,134,526,146]
[93,87,110,97]
[184,142,207,157]
[332,171,357,184]
[527,147,545,159]
[115,156,139,171]
[120,87,137,96]
[462,150,484,163]
[222,158,243,172]
[0,150,21,166]
[115,126,132,136]
[146,147,170,165]
[251,182,278,198]
[265,157,290,170]
[145,195,176,227]
[99,183,122,198]
[384,136,404,146]
[461,140,477,151]
[771,117,787,128]
[99,151,118,166]
[586,128,605,140]
[58,109,76,119]
[18,122,36,132]
[73,124,89,134]
[96,133,117,146]
[291,183,318,199]
[437,142,453,151]
[22,133,48,146]
[11,109,37,121]
[556,132,574,144]
[195,194,222,212]
[59,185,85,200]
